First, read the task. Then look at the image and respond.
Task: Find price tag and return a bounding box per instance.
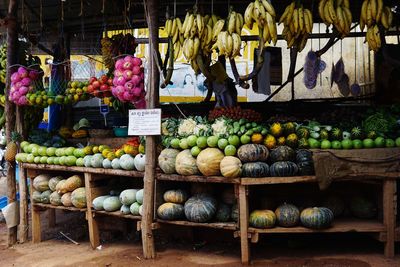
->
[100,104,109,115]
[128,109,161,136]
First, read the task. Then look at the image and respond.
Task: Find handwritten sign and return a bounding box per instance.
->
[128,109,161,136]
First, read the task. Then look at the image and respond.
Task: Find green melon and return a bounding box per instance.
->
[71,187,87,208]
[103,196,122,212]
[92,195,110,210]
[119,189,138,206]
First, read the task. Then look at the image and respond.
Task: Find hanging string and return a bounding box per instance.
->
[60,0,64,35]
[39,0,43,31]
[21,0,24,31]
[174,0,176,17]
[211,0,214,14]
[80,0,85,40]
[128,0,131,11]
[101,0,106,14]
[354,28,357,83]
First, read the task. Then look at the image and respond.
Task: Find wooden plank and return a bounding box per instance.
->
[48,209,56,228]
[32,203,86,212]
[383,179,396,258]
[18,167,28,243]
[93,210,141,220]
[85,173,100,249]
[30,179,41,243]
[241,176,317,185]
[238,185,250,264]
[248,219,385,234]
[156,219,237,230]
[157,173,240,184]
[20,163,144,178]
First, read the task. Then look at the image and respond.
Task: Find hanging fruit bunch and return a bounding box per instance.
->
[279,1,313,52]
[9,66,42,106]
[208,106,262,122]
[360,0,393,51]
[101,33,138,72]
[88,75,113,98]
[101,37,114,71]
[111,55,146,109]
[244,0,278,45]
[0,44,6,86]
[318,0,352,38]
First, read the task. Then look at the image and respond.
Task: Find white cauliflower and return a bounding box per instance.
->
[211,118,228,137]
[161,121,170,136]
[194,123,211,136]
[177,118,197,137]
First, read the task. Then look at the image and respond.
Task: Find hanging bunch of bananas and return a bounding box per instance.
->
[360,0,393,51]
[213,8,244,58]
[279,2,313,52]
[318,0,352,37]
[101,37,114,71]
[0,44,7,85]
[244,0,278,45]
[164,16,184,60]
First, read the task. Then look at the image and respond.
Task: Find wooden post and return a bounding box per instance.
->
[141,0,159,259]
[5,0,19,247]
[383,179,396,258]
[84,173,100,249]
[17,163,28,243]
[239,185,250,264]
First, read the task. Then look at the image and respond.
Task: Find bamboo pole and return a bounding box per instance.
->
[141,0,159,259]
[5,0,19,247]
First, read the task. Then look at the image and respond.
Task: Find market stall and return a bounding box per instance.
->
[0,0,399,265]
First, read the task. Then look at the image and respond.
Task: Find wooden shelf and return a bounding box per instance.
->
[248,219,385,234]
[157,173,240,184]
[93,210,141,220]
[241,176,317,185]
[32,203,87,212]
[20,163,144,177]
[156,219,237,230]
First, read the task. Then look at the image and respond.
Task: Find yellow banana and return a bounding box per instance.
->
[166,19,172,36]
[197,14,204,37]
[376,0,383,22]
[366,0,373,27]
[232,33,241,57]
[337,0,344,6]
[217,32,226,54]
[360,0,368,31]
[285,2,295,26]
[343,0,350,8]
[173,42,181,60]
[386,6,393,28]
[261,0,276,18]
[381,7,389,29]
[171,18,177,37]
[298,33,308,52]
[226,34,233,57]
[336,6,345,33]
[327,0,337,22]
[370,0,377,21]
[265,12,276,44]
[193,37,200,60]
[287,30,296,48]
[298,6,304,32]
[212,19,225,41]
[373,25,381,49]
[204,15,210,25]
[253,0,266,24]
[280,2,292,24]
[263,24,271,43]
[293,9,299,32]
[206,25,213,45]
[236,13,244,35]
[212,14,218,26]
[324,2,334,24]
[304,9,313,34]
[342,7,352,34]
[181,13,189,34]
[244,2,254,29]
[172,27,179,43]
[184,14,194,38]
[176,18,183,34]
[318,0,327,24]
[182,39,189,60]
[228,11,236,34]
[189,19,197,39]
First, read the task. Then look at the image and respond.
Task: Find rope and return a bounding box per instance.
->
[39,0,43,30]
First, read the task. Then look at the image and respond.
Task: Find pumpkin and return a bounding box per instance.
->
[91,153,104,168]
[92,195,110,210]
[103,196,122,211]
[136,189,144,204]
[300,207,334,229]
[119,189,138,206]
[321,195,345,217]
[296,149,313,163]
[120,205,131,215]
[220,156,242,178]
[231,203,239,222]
[175,149,199,176]
[40,190,52,204]
[215,203,231,222]
[119,154,136,170]
[163,189,188,204]
[48,176,63,191]
[134,154,146,171]
[71,187,87,208]
[196,148,224,176]
[350,196,377,219]
[296,149,314,175]
[102,159,112,169]
[33,174,51,192]
[157,203,185,220]
[249,210,276,229]
[275,203,300,227]
[49,191,62,206]
[237,144,269,163]
[59,175,83,194]
[111,158,121,169]
[158,148,180,174]
[242,162,270,177]
[270,161,298,177]
[32,190,42,203]
[130,202,141,215]
[184,194,218,223]
[221,188,236,205]
[61,192,72,207]
[269,146,295,163]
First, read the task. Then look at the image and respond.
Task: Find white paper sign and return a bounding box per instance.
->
[128,109,161,136]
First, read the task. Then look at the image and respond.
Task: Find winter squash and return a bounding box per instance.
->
[350,196,377,219]
[184,194,218,223]
[220,156,242,178]
[103,196,122,211]
[134,153,146,171]
[242,162,270,177]
[48,176,62,191]
[119,154,136,170]
[130,202,141,216]
[175,149,199,175]
[71,187,87,208]
[119,189,138,206]
[59,175,82,194]
[275,203,300,227]
[296,149,314,175]
[50,191,62,206]
[92,195,110,210]
[215,203,231,222]
[300,207,334,229]
[33,174,51,192]
[249,210,276,229]
[237,144,269,163]
[61,192,72,207]
[270,161,298,177]
[296,149,313,163]
[269,146,295,163]
[32,190,42,203]
[231,203,239,222]
[157,203,185,220]
[120,205,131,215]
[221,188,236,205]
[196,148,224,176]
[158,148,180,174]
[40,190,52,204]
[163,189,188,204]
[136,189,144,204]
[321,195,345,217]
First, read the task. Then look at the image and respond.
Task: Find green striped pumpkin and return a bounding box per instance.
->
[242,162,270,177]
[270,161,298,177]
[157,203,185,220]
[237,144,269,163]
[275,203,300,227]
[215,203,231,222]
[249,210,276,229]
[163,189,188,204]
[270,146,295,163]
[184,194,217,223]
[300,207,334,229]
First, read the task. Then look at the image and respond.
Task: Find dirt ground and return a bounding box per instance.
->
[0,210,399,267]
